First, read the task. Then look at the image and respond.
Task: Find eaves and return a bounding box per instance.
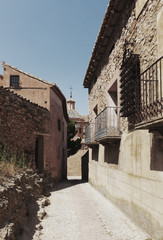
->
[83,0,130,88]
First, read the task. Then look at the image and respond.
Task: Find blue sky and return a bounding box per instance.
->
[0,0,108,115]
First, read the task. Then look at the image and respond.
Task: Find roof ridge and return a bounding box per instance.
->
[68,108,82,117]
[2,61,54,86]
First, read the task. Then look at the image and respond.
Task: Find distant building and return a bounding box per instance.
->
[2,62,69,180]
[66,93,88,177]
[67,95,88,149]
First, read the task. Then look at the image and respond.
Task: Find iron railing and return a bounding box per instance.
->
[95,106,121,140]
[136,56,163,123]
[85,123,96,144]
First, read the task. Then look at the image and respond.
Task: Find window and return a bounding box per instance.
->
[108,80,118,107]
[108,80,120,135]
[10,75,19,88]
[58,119,61,131]
[92,145,99,161]
[104,142,120,165]
[151,134,163,171]
[120,54,140,118]
[62,122,64,141]
[93,105,98,116]
[57,145,60,159]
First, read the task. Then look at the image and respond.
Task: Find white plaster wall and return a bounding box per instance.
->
[89,131,163,239]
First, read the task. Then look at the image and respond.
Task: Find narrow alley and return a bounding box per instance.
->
[26,178,151,240]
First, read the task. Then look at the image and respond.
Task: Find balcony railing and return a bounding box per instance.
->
[136,56,163,124]
[85,123,96,145]
[95,106,121,141]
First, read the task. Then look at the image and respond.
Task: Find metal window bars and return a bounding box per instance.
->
[136,56,163,123]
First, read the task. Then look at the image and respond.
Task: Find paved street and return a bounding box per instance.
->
[31,178,150,240]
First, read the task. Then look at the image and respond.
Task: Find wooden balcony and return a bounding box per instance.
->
[135,56,163,133]
[95,106,121,143]
[85,123,98,147]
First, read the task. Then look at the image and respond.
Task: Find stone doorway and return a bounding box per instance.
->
[35,135,44,171]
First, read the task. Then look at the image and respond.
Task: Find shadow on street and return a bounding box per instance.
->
[51,177,87,193]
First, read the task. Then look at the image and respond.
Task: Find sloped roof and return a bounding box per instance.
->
[2,62,69,123]
[83,0,128,88]
[68,109,88,122]
[2,62,53,86]
[67,98,75,103]
[68,109,82,119]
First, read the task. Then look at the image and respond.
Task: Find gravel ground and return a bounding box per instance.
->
[22,178,151,240]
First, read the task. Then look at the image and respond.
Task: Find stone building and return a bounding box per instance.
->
[2,62,69,180]
[84,0,163,239]
[67,95,88,177]
[0,86,50,169]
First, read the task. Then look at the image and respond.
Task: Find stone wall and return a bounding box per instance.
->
[87,0,163,239]
[158,6,163,57]
[0,87,50,163]
[89,0,163,126]
[0,172,48,240]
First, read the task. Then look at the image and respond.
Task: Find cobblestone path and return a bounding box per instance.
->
[33,178,150,240]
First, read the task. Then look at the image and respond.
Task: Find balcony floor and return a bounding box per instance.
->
[135,116,163,135]
[95,136,121,146]
[85,141,99,148]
